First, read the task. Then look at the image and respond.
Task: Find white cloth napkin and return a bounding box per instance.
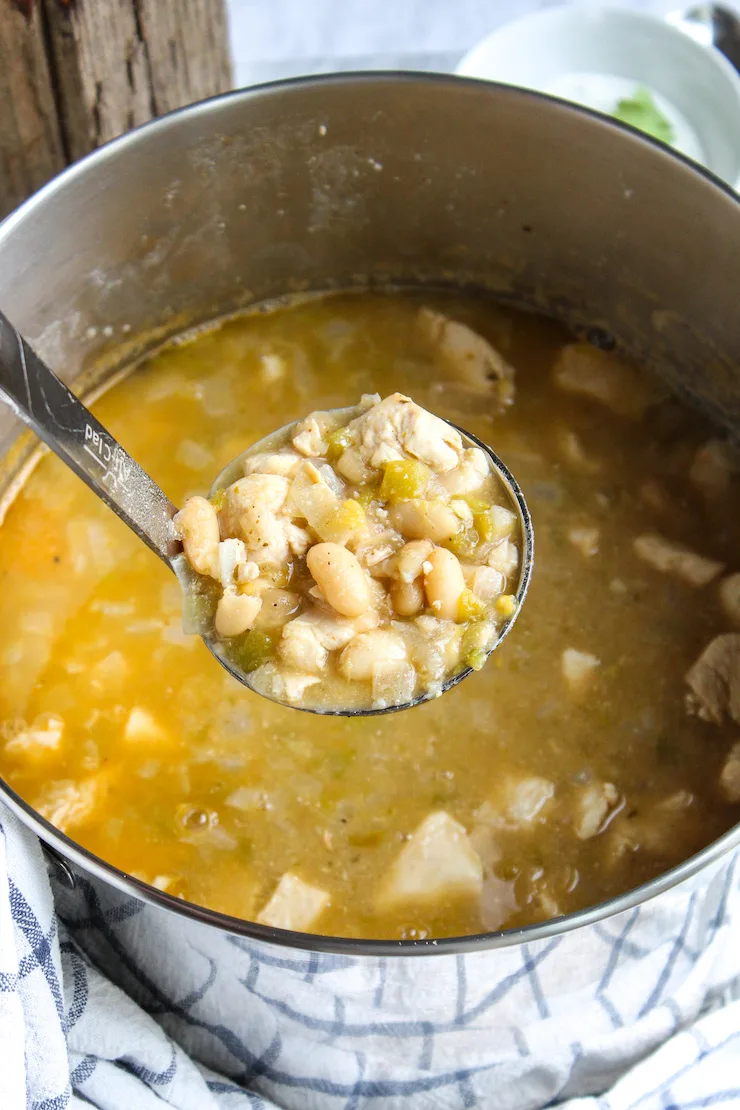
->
[2,800,740,1109]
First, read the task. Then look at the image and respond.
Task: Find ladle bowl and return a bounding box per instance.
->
[205,408,534,715]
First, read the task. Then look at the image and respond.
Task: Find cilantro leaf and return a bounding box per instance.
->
[612,86,676,146]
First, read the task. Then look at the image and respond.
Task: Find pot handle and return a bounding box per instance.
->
[40,841,77,890]
[0,308,181,567]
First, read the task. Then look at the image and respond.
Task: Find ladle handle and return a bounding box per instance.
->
[0,310,181,566]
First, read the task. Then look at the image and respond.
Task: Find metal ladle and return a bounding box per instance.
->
[0,309,533,716]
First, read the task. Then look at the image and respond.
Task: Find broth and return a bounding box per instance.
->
[0,291,738,939]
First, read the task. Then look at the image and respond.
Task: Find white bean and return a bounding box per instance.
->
[174,496,220,578]
[391,578,425,617]
[306,543,371,617]
[423,547,466,620]
[253,588,300,631]
[214,593,262,638]
[339,629,407,682]
[390,500,460,543]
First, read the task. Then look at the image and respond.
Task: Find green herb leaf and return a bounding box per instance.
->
[612,86,675,146]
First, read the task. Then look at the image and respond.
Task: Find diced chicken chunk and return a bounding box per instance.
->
[719,741,740,803]
[553,343,660,418]
[659,789,695,814]
[562,648,600,691]
[568,525,600,558]
[67,518,118,579]
[259,352,287,383]
[89,651,129,691]
[379,811,483,908]
[479,874,519,931]
[123,707,168,745]
[220,474,290,519]
[243,451,302,479]
[281,672,321,702]
[449,498,474,526]
[555,426,601,474]
[719,574,740,628]
[176,439,213,471]
[346,393,463,473]
[225,785,270,811]
[604,792,700,867]
[257,872,330,931]
[285,523,312,556]
[272,670,321,703]
[685,634,740,725]
[279,619,328,674]
[418,307,515,404]
[218,474,292,568]
[250,662,322,704]
[378,540,431,583]
[633,533,724,588]
[4,714,64,757]
[278,608,379,675]
[339,629,407,682]
[174,496,220,578]
[505,777,555,824]
[688,440,738,501]
[292,413,334,457]
[477,776,555,828]
[357,532,403,573]
[573,782,619,839]
[34,773,110,834]
[314,608,378,649]
[236,561,260,585]
[437,448,489,495]
[639,479,675,516]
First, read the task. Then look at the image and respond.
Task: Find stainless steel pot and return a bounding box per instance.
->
[0,76,739,1090]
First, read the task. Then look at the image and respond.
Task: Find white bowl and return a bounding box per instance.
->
[456,5,740,187]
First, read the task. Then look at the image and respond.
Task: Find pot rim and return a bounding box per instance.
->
[2,69,738,242]
[1,71,739,956]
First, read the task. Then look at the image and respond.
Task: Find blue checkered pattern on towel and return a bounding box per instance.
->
[2,802,739,1110]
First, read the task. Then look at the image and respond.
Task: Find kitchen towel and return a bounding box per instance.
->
[2,801,740,1110]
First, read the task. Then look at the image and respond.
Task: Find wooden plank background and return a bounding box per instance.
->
[0,0,232,220]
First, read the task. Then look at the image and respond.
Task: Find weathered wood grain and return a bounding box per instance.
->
[0,2,65,219]
[0,0,232,219]
[137,0,232,114]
